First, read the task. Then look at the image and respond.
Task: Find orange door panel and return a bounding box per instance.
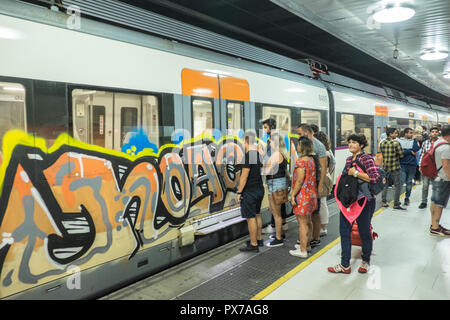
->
[219,75,250,102]
[181,68,250,102]
[181,69,219,99]
[375,105,388,117]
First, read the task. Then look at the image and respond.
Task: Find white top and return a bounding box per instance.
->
[434,138,450,181]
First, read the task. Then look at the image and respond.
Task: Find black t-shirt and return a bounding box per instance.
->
[241,149,264,192]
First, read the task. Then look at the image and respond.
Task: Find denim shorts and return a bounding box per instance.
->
[431,179,450,208]
[267,177,287,195]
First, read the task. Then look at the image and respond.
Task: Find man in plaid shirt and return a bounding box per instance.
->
[380,128,405,210]
[418,127,440,209]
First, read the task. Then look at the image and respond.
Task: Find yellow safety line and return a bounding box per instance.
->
[251,185,417,300]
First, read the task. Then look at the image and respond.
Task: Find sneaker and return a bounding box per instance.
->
[382,202,389,208]
[310,239,321,248]
[328,264,351,274]
[393,205,406,210]
[404,198,410,206]
[269,233,286,240]
[418,203,427,209]
[266,238,284,247]
[289,249,308,258]
[239,243,259,252]
[358,261,370,273]
[320,228,328,237]
[262,225,275,234]
[295,244,312,252]
[430,225,450,236]
[282,223,289,231]
[246,240,264,247]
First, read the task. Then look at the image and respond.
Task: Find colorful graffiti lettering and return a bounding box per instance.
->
[0,130,299,298]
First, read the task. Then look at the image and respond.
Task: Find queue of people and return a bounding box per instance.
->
[236,119,450,275]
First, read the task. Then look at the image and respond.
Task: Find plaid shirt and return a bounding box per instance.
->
[380,138,403,171]
[419,139,434,166]
[344,153,381,184]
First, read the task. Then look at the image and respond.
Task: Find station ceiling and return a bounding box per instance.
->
[117,0,450,108]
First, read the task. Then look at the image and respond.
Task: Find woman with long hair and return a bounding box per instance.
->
[328,133,380,273]
[263,132,289,247]
[289,136,318,258]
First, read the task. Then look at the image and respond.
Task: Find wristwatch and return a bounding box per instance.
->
[353,170,359,178]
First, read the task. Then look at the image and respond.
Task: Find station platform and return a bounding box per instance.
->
[100,184,450,300]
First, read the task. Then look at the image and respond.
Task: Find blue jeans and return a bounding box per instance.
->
[401,165,416,199]
[339,198,376,268]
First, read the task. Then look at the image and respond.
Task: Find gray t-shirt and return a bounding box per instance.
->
[312,138,327,160]
[435,138,450,181]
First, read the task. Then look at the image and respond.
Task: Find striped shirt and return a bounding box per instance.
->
[380,138,404,171]
[419,139,434,166]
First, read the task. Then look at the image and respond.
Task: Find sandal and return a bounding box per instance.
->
[327,264,351,274]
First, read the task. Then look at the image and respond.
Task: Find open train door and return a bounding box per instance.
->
[374,105,389,166]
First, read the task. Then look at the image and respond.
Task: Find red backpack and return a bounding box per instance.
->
[420,141,449,178]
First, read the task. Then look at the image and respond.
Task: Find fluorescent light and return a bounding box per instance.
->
[205,69,231,76]
[193,88,212,95]
[3,87,24,92]
[372,4,415,23]
[285,88,305,93]
[342,98,356,102]
[0,26,22,39]
[202,72,218,78]
[420,50,448,61]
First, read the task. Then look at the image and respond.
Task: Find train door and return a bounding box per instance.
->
[114,93,141,151]
[262,106,291,137]
[192,98,214,138]
[225,100,244,136]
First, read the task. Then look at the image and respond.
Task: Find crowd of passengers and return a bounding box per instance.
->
[236,120,450,275]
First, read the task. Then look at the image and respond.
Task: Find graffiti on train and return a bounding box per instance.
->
[0,129,298,297]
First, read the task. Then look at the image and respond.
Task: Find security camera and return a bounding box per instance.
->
[393,48,399,59]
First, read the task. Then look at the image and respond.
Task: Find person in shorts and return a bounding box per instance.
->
[289,136,317,258]
[237,130,265,252]
[429,125,450,236]
[297,124,328,249]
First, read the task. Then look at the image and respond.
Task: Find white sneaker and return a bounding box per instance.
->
[282,224,288,231]
[320,229,327,236]
[262,225,275,234]
[289,249,308,258]
[295,244,312,252]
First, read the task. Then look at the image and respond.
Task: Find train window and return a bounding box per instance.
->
[72,89,159,152]
[262,106,291,136]
[193,99,213,137]
[340,114,355,146]
[301,110,321,129]
[338,113,374,154]
[0,82,27,148]
[142,95,160,149]
[120,107,138,147]
[92,105,106,148]
[226,101,243,134]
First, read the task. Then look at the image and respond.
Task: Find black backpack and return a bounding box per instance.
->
[336,175,359,208]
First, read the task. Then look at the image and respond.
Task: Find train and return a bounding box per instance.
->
[0,1,449,299]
